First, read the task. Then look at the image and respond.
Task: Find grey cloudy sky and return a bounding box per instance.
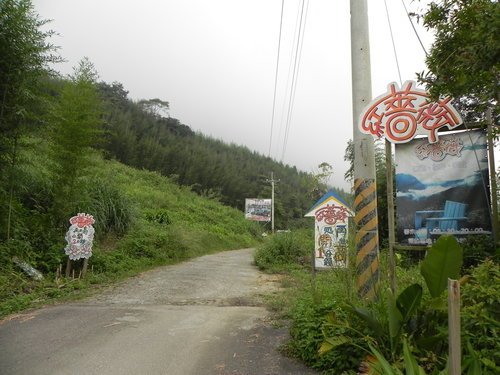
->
[33,0,435,190]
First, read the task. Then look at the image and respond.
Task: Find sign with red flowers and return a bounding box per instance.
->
[64,213,95,260]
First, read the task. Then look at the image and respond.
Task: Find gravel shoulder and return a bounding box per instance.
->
[0,248,317,375]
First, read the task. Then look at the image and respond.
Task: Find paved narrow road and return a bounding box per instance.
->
[0,249,317,375]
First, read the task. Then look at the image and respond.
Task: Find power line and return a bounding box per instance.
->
[281,0,309,161]
[282,0,310,161]
[400,0,428,56]
[267,0,285,157]
[274,2,303,159]
[383,0,402,85]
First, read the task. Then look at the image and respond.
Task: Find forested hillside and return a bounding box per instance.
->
[96,81,350,228]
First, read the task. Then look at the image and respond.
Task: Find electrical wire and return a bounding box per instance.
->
[282,0,310,162]
[281,0,309,161]
[275,1,303,159]
[400,0,428,56]
[384,0,403,86]
[267,0,285,157]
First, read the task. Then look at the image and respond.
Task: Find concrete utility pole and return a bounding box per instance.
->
[350,0,380,299]
[266,172,279,233]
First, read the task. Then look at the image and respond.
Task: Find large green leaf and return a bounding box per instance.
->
[318,335,351,355]
[367,343,402,375]
[350,306,384,338]
[396,284,423,321]
[387,289,403,340]
[403,339,426,375]
[420,236,463,298]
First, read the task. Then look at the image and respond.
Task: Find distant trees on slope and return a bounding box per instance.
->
[97,81,351,228]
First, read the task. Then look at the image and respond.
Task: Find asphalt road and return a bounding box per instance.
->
[0,248,317,375]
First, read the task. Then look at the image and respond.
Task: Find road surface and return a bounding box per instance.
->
[0,248,317,375]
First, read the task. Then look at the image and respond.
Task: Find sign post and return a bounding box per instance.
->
[64,213,95,278]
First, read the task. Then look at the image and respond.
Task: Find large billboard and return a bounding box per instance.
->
[395,130,491,245]
[245,198,271,222]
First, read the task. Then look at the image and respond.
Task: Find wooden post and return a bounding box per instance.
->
[311,246,316,276]
[448,278,461,375]
[65,258,72,278]
[486,108,499,244]
[385,139,396,293]
[82,258,89,278]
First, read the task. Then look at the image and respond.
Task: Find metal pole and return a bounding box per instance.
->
[350,0,380,300]
[385,140,396,293]
[271,172,275,233]
[267,172,279,233]
[486,108,499,244]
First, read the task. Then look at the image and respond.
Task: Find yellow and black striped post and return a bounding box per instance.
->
[354,178,379,299]
[350,0,380,299]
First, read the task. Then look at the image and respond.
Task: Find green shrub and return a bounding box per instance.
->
[286,278,366,373]
[144,208,172,225]
[461,260,500,373]
[254,229,312,271]
[460,235,497,269]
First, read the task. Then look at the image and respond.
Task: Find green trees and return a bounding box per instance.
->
[418,0,499,120]
[0,0,59,239]
[0,0,58,147]
[50,58,103,225]
[96,85,332,228]
[138,98,170,118]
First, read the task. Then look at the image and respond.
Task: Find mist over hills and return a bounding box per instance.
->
[97,81,350,228]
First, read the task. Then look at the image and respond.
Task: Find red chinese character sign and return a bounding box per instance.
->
[305,191,352,269]
[64,213,95,260]
[359,81,462,144]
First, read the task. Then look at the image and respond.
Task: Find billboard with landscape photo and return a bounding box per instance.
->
[245,198,272,222]
[395,130,492,245]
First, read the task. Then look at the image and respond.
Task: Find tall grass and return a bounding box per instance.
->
[254,229,313,272]
[77,177,133,236]
[1,152,260,318]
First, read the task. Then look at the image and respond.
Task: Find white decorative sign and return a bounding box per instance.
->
[305,191,352,269]
[359,81,462,144]
[64,213,95,260]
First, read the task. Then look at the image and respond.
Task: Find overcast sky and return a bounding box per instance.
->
[33,0,436,190]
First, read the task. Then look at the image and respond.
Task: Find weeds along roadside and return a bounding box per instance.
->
[254,229,370,373]
[0,152,261,319]
[255,231,500,374]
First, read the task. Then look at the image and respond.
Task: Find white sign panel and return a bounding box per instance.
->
[313,205,349,268]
